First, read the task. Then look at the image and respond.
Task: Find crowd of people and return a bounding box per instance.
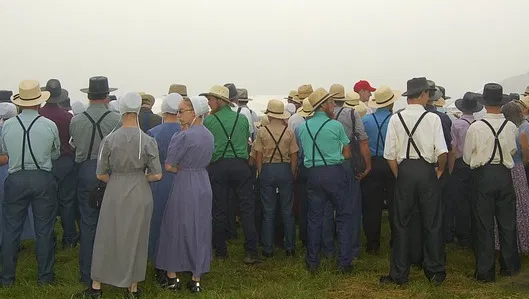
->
[0,75,528,298]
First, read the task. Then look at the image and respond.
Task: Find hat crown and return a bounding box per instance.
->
[18,80,44,100]
[139,92,155,106]
[329,84,345,99]
[345,92,360,106]
[44,79,63,98]
[0,90,13,103]
[168,84,187,96]
[307,88,331,107]
[209,85,230,100]
[237,88,249,100]
[288,90,298,98]
[373,86,397,104]
[482,83,503,104]
[266,99,285,114]
[298,84,314,99]
[353,80,375,92]
[302,98,313,111]
[403,77,430,96]
[84,76,114,94]
[224,83,238,101]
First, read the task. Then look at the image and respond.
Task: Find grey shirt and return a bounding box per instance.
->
[333,106,368,141]
[70,103,122,163]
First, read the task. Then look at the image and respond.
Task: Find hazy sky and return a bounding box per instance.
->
[1,0,528,103]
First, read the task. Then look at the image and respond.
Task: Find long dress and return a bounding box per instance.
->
[91,127,162,287]
[146,123,181,260]
[155,125,214,278]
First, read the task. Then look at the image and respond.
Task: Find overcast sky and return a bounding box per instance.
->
[1,0,528,104]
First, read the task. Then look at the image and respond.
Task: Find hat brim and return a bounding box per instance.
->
[332,95,347,102]
[477,95,511,107]
[11,91,50,107]
[367,90,400,109]
[238,98,253,102]
[41,87,69,103]
[199,92,230,103]
[265,111,291,119]
[310,93,338,112]
[80,88,118,93]
[454,98,483,113]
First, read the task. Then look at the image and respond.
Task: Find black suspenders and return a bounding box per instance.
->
[264,125,288,163]
[83,111,112,162]
[212,107,242,159]
[335,107,345,120]
[372,113,392,156]
[481,119,509,165]
[305,119,332,167]
[397,111,430,160]
[15,116,42,170]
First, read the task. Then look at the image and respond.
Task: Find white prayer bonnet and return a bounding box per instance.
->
[161,93,183,114]
[71,101,87,115]
[0,103,17,119]
[189,96,210,116]
[108,100,120,113]
[285,103,296,115]
[119,92,142,115]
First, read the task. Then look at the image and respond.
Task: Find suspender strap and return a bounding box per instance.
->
[372,113,392,156]
[397,111,429,160]
[306,119,332,167]
[83,111,112,162]
[335,107,345,120]
[481,119,509,165]
[15,116,42,170]
[264,125,288,163]
[461,118,474,125]
[212,107,241,159]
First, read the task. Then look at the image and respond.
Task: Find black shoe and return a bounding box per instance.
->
[262,251,273,258]
[74,287,103,298]
[429,275,445,287]
[243,253,262,265]
[337,265,354,274]
[379,275,407,286]
[187,281,202,293]
[285,250,295,257]
[163,277,182,291]
[500,268,519,277]
[124,288,141,298]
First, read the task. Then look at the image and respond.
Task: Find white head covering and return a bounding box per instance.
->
[189,96,210,116]
[161,93,183,114]
[108,100,120,113]
[71,101,87,115]
[285,103,296,115]
[0,103,18,120]
[119,92,142,115]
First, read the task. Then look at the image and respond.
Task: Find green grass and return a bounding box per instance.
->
[1,213,529,299]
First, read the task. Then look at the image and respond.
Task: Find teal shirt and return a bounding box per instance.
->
[1,109,61,173]
[298,111,350,168]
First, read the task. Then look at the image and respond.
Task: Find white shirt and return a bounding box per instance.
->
[384,104,448,164]
[288,113,305,132]
[231,105,255,135]
[463,113,517,169]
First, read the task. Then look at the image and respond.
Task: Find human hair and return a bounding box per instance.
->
[88,92,108,100]
[182,98,193,109]
[501,101,523,127]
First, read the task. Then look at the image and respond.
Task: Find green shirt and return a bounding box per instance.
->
[204,105,250,162]
[298,111,350,168]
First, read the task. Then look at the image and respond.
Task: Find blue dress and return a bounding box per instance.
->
[147,123,181,260]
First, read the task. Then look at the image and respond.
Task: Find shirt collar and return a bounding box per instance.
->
[461,114,475,121]
[87,103,108,110]
[483,113,505,119]
[405,104,426,111]
[20,109,39,117]
[314,110,330,119]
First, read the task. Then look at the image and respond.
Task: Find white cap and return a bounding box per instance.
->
[189,96,210,116]
[119,92,142,115]
[161,93,183,114]
[0,103,17,119]
[71,101,87,115]
[285,103,296,115]
[108,100,120,113]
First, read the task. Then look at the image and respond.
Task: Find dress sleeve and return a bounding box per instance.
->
[165,131,187,166]
[96,137,110,175]
[146,137,162,175]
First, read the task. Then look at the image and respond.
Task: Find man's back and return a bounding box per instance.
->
[39,104,74,157]
[139,107,162,133]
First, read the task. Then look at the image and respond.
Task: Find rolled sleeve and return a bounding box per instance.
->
[383,117,398,160]
[50,123,61,160]
[353,110,369,141]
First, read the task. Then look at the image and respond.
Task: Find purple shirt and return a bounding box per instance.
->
[451,114,475,158]
[39,104,74,157]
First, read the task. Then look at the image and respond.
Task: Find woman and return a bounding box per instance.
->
[497,101,529,254]
[155,96,214,293]
[146,93,182,284]
[76,92,162,298]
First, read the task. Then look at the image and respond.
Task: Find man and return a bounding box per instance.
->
[328,83,371,260]
[138,92,162,133]
[298,87,353,274]
[449,92,483,248]
[70,76,121,286]
[0,80,60,286]
[39,79,79,248]
[237,88,259,130]
[288,86,309,131]
[361,86,398,255]
[464,83,520,282]
[285,90,302,111]
[380,77,447,286]
[354,80,377,114]
[201,85,260,264]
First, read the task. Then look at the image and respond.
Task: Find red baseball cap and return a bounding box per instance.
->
[354,80,376,92]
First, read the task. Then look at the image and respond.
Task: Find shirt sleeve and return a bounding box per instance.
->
[353,110,369,141]
[288,129,299,154]
[146,137,162,175]
[165,131,186,166]
[433,117,448,157]
[463,126,475,166]
[450,123,458,150]
[383,116,398,160]
[96,138,110,175]
[50,122,61,160]
[509,123,518,157]
[253,128,264,152]
[337,123,350,146]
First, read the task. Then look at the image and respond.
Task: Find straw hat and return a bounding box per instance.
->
[519,95,529,109]
[296,98,314,117]
[168,84,187,96]
[199,85,230,103]
[523,85,529,96]
[307,88,337,112]
[265,99,290,119]
[433,97,446,107]
[298,84,314,100]
[344,99,368,117]
[284,90,298,100]
[344,92,361,106]
[11,80,50,107]
[329,84,346,101]
[237,88,253,102]
[367,86,400,109]
[139,92,156,106]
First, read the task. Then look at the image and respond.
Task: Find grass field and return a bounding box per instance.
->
[1,214,529,299]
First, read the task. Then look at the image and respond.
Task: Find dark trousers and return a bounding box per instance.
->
[361,157,395,251]
[226,189,238,239]
[442,168,455,244]
[471,164,520,282]
[297,165,309,245]
[306,165,353,267]
[209,158,257,257]
[52,155,79,246]
[389,160,445,283]
[260,163,295,253]
[76,160,101,285]
[252,166,263,244]
[452,158,472,246]
[1,170,57,285]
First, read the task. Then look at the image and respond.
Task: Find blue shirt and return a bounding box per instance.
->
[1,109,61,173]
[362,108,392,157]
[147,122,181,168]
[514,122,529,164]
[298,111,350,168]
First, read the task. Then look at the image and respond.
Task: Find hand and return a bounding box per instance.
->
[435,167,444,179]
[355,167,371,180]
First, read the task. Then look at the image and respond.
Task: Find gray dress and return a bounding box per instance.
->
[91,127,162,287]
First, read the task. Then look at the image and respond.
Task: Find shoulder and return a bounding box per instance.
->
[70,113,85,125]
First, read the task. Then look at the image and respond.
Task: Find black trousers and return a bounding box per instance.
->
[361,157,395,251]
[389,159,445,283]
[471,164,520,282]
[209,158,258,257]
[452,158,472,246]
[297,165,309,244]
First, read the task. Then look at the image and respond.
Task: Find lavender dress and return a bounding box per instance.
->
[155,125,214,277]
